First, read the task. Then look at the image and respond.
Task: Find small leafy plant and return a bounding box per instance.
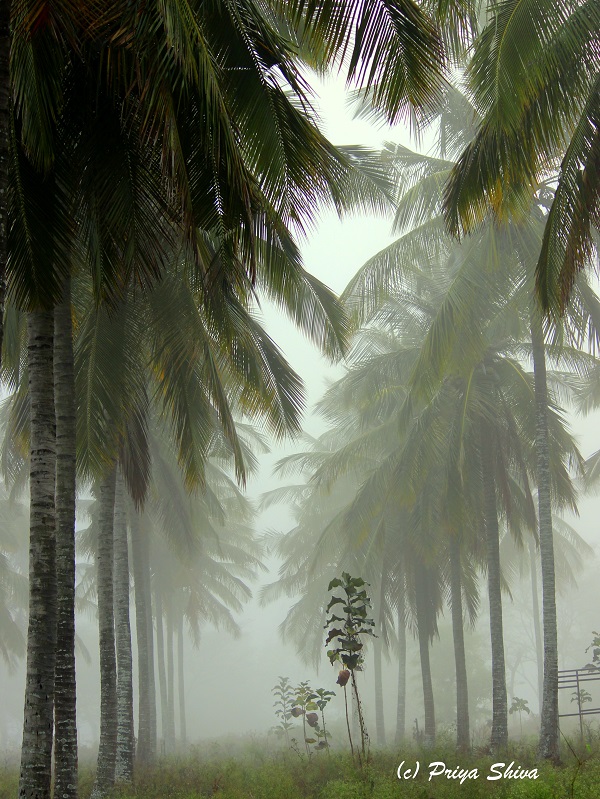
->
[284,681,332,757]
[272,678,334,757]
[571,688,593,706]
[324,573,375,766]
[293,681,317,757]
[509,696,531,738]
[313,688,336,752]
[272,676,295,747]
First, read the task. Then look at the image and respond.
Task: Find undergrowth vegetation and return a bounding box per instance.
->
[3,743,599,799]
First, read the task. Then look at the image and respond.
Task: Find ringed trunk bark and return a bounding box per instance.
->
[177,612,187,749]
[415,566,435,747]
[129,510,156,765]
[0,0,8,369]
[91,467,118,799]
[155,589,169,751]
[113,473,134,782]
[449,535,470,752]
[54,280,79,799]
[165,599,176,752]
[144,528,157,756]
[528,538,544,714]
[373,634,386,746]
[19,311,57,799]
[395,583,406,744]
[480,422,508,752]
[531,314,559,761]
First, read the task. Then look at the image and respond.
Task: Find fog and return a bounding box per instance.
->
[2,75,600,761]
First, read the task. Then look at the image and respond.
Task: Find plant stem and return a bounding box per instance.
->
[283,696,290,749]
[343,685,355,760]
[351,670,367,765]
[321,708,330,755]
[302,711,309,757]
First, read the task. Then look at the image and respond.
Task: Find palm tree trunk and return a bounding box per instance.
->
[129,510,156,765]
[113,473,134,783]
[480,423,508,751]
[144,531,157,756]
[449,535,470,752]
[528,538,544,714]
[531,314,559,761]
[91,467,118,799]
[54,280,78,799]
[509,651,523,703]
[374,633,386,746]
[0,0,8,369]
[19,310,57,799]
[154,588,169,750]
[165,598,176,752]
[395,592,406,744]
[177,612,187,749]
[415,565,435,747]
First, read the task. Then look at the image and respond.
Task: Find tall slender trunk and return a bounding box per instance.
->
[144,530,157,756]
[480,422,508,751]
[91,467,118,799]
[531,314,559,761]
[373,633,386,746]
[528,539,544,714]
[165,598,176,752]
[414,565,435,747]
[129,510,156,765]
[154,589,169,749]
[449,535,470,751]
[395,591,406,745]
[19,311,57,799]
[509,652,523,705]
[113,473,134,783]
[54,280,78,799]
[0,0,8,369]
[177,612,187,749]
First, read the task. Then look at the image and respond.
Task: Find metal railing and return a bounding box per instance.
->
[558,666,600,741]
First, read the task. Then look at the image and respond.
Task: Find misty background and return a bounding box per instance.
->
[1,75,599,754]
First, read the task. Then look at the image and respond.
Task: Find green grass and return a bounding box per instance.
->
[2,745,599,799]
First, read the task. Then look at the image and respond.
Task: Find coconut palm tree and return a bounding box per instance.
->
[18,310,58,799]
[501,514,594,712]
[113,472,134,783]
[151,509,264,749]
[275,0,450,124]
[345,82,597,758]
[260,376,448,747]
[3,3,493,792]
[54,278,78,799]
[146,417,266,750]
[0,0,8,367]
[9,8,388,792]
[442,0,600,318]
[128,505,156,766]
[91,468,118,799]
[76,286,274,787]
[5,245,341,793]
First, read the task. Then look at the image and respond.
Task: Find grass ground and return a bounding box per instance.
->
[2,741,599,799]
